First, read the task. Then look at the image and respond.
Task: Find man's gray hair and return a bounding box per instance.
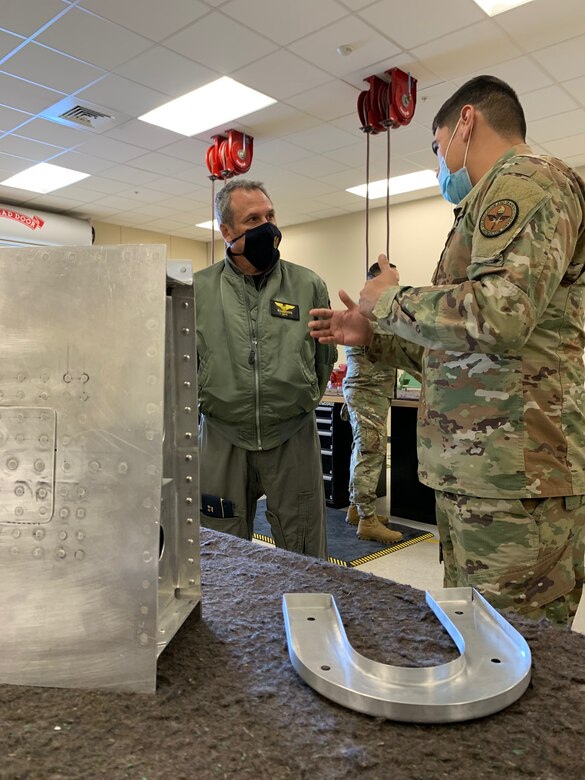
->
[214,179,272,228]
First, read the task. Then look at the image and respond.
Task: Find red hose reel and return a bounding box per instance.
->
[357,67,417,133]
[205,129,254,180]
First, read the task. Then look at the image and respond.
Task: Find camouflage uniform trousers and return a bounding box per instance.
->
[343,389,390,520]
[435,491,585,626]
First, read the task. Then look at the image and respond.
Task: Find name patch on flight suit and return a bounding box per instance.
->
[270,299,300,320]
[479,199,519,237]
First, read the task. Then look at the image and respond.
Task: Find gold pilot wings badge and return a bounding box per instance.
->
[270,299,300,320]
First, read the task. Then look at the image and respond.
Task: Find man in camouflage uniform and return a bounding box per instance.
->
[342,263,402,544]
[310,75,585,626]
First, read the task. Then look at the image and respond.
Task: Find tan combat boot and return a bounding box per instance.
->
[357,515,403,544]
[345,505,359,526]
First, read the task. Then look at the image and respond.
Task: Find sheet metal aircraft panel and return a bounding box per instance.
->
[0,245,200,693]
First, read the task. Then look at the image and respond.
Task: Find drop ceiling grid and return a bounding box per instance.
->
[0,0,581,240]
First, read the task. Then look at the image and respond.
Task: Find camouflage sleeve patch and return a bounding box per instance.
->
[473,173,550,262]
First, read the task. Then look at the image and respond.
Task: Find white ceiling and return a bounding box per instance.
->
[0,0,584,241]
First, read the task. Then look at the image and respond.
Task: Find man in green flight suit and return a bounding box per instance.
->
[196,179,336,559]
[309,75,585,626]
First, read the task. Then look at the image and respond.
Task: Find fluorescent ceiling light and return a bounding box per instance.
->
[471,0,534,16]
[0,162,90,193]
[347,170,438,199]
[196,220,220,230]
[139,77,276,136]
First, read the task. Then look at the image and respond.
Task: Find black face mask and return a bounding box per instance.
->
[228,222,282,272]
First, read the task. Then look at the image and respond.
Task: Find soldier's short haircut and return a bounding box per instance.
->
[214,179,272,228]
[432,75,526,141]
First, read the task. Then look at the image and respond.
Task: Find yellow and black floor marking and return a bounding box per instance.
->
[252,530,435,568]
[347,531,435,567]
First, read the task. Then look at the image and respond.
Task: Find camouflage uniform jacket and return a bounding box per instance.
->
[371,144,585,498]
[342,346,395,399]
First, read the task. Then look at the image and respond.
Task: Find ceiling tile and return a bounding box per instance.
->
[2,42,105,93]
[544,134,585,160]
[13,117,89,148]
[412,20,522,81]
[114,46,218,97]
[104,120,180,152]
[141,217,191,232]
[77,74,170,116]
[0,29,23,60]
[37,7,153,69]
[116,186,171,204]
[147,178,202,197]
[564,76,585,108]
[22,192,88,212]
[253,140,313,166]
[221,0,347,46]
[289,154,349,179]
[0,153,40,175]
[0,105,33,133]
[0,133,60,161]
[565,153,585,169]
[0,0,65,37]
[349,52,443,92]
[158,138,210,164]
[286,80,360,121]
[491,0,585,52]
[531,35,585,82]
[68,176,129,195]
[72,135,146,163]
[0,72,62,114]
[453,55,552,94]
[288,16,402,77]
[286,123,358,154]
[126,152,189,176]
[412,82,457,127]
[48,149,117,175]
[337,0,379,9]
[322,140,374,169]
[161,194,211,212]
[234,50,331,101]
[164,12,278,73]
[78,0,210,42]
[403,148,439,171]
[357,0,484,50]
[521,85,578,122]
[232,103,320,141]
[98,164,160,186]
[528,109,585,143]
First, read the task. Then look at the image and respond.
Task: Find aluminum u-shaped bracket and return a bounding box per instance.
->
[282,587,531,723]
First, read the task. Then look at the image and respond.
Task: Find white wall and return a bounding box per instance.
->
[93,221,208,270]
[281,194,454,309]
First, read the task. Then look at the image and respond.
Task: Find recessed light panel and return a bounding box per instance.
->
[0,163,90,194]
[139,77,276,136]
[347,170,438,199]
[472,0,534,16]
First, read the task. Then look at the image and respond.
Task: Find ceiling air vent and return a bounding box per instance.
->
[58,105,115,129]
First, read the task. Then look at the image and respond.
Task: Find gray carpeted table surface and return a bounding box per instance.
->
[1,528,584,780]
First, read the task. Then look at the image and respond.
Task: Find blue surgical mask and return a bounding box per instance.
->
[437,118,473,205]
[437,155,473,204]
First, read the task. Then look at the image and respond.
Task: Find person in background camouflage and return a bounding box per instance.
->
[309,75,585,626]
[343,263,402,544]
